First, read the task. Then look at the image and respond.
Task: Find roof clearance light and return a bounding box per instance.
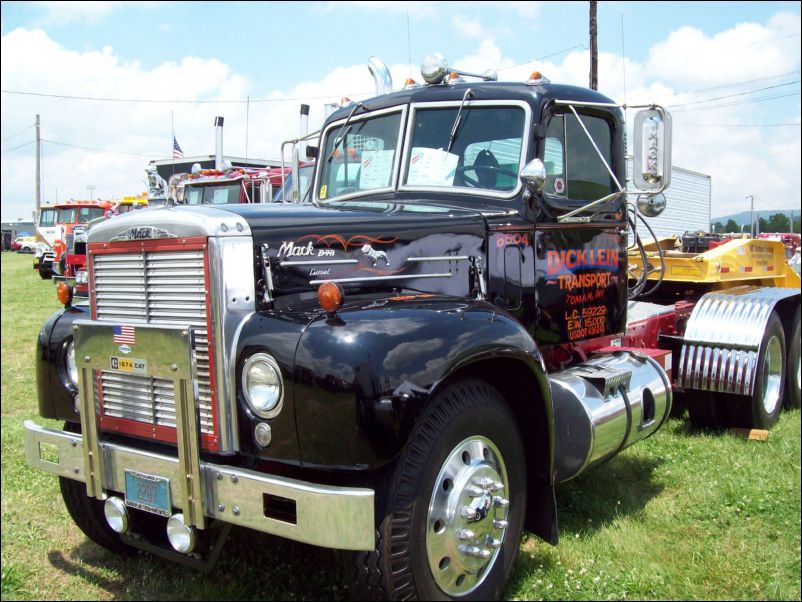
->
[191,163,202,175]
[340,96,353,107]
[317,281,344,315]
[403,77,419,89]
[446,72,463,85]
[526,71,551,85]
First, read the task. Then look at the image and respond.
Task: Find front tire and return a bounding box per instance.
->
[348,379,526,600]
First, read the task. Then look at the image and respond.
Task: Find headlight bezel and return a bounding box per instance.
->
[60,338,79,392]
[241,352,284,419]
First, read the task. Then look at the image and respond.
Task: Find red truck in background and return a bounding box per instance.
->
[33,199,112,279]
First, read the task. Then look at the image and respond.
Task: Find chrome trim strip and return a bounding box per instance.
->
[23,420,375,551]
[208,237,256,453]
[678,286,800,395]
[407,256,469,262]
[280,259,358,266]
[310,273,453,285]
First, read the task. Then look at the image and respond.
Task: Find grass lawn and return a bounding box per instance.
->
[1,250,800,600]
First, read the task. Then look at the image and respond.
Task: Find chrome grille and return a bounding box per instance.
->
[93,250,214,435]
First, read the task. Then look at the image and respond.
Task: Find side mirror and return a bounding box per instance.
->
[633,108,672,192]
[306,145,319,159]
[519,159,546,195]
[636,192,667,217]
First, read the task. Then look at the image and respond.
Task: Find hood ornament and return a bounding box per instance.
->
[112,226,178,241]
[361,244,390,267]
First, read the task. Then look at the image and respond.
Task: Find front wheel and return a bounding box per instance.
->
[348,379,526,600]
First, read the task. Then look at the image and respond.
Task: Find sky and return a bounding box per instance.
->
[1,1,800,222]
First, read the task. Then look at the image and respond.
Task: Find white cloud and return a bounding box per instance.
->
[452,15,486,39]
[2,11,800,222]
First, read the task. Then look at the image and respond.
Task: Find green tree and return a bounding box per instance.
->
[767,213,791,232]
[724,219,739,233]
[711,221,725,233]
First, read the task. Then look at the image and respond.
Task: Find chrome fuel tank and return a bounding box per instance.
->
[550,350,672,482]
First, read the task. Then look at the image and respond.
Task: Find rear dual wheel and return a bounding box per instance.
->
[348,379,526,600]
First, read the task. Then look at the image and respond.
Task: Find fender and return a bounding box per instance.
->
[292,295,554,474]
[36,303,88,422]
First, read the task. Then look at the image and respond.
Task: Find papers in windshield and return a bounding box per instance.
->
[213,188,230,204]
[359,150,395,189]
[407,147,458,187]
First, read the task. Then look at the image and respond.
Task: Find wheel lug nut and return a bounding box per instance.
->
[461,506,477,519]
[493,496,510,508]
[488,538,502,549]
[465,485,484,497]
[457,528,476,540]
[472,476,494,489]
[459,545,491,559]
[490,481,504,492]
[493,519,509,529]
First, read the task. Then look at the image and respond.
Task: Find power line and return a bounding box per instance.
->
[41,138,153,157]
[1,124,34,143]
[674,122,801,127]
[668,80,800,108]
[670,90,800,112]
[1,140,34,154]
[1,89,373,105]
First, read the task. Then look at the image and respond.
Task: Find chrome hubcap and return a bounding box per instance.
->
[426,436,509,596]
[761,335,783,414]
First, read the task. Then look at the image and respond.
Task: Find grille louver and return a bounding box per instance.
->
[93,249,214,436]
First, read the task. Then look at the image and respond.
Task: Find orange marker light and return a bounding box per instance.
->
[347,147,357,159]
[317,281,345,315]
[528,71,543,80]
[57,281,73,306]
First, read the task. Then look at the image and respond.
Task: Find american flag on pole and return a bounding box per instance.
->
[113,325,136,345]
[173,136,184,159]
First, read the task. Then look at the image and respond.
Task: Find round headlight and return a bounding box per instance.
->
[65,339,78,388]
[242,353,283,418]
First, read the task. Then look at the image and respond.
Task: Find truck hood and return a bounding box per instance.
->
[87,201,488,298]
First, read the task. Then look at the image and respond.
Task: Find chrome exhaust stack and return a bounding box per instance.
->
[214,116,224,170]
[367,56,393,96]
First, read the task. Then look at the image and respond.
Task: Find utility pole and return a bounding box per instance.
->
[87,185,96,201]
[589,0,598,90]
[746,194,754,237]
[35,114,41,212]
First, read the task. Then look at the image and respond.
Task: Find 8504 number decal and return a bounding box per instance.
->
[496,232,530,248]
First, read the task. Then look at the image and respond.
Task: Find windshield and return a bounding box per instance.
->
[404,106,525,193]
[317,110,402,202]
[39,208,56,227]
[184,183,241,205]
[77,207,104,222]
[274,165,315,202]
[56,208,77,224]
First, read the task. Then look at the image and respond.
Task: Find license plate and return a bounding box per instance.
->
[124,470,171,517]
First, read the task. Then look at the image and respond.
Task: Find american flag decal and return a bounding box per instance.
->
[113,325,136,345]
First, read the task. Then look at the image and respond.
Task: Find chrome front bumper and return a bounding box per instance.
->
[24,420,375,551]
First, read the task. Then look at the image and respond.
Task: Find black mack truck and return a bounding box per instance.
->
[24,54,800,600]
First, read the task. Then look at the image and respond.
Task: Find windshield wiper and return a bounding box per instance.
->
[327,102,367,163]
[446,88,473,153]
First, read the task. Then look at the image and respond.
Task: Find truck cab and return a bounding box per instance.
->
[23,55,799,601]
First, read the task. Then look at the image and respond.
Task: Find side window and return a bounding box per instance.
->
[544,112,614,201]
